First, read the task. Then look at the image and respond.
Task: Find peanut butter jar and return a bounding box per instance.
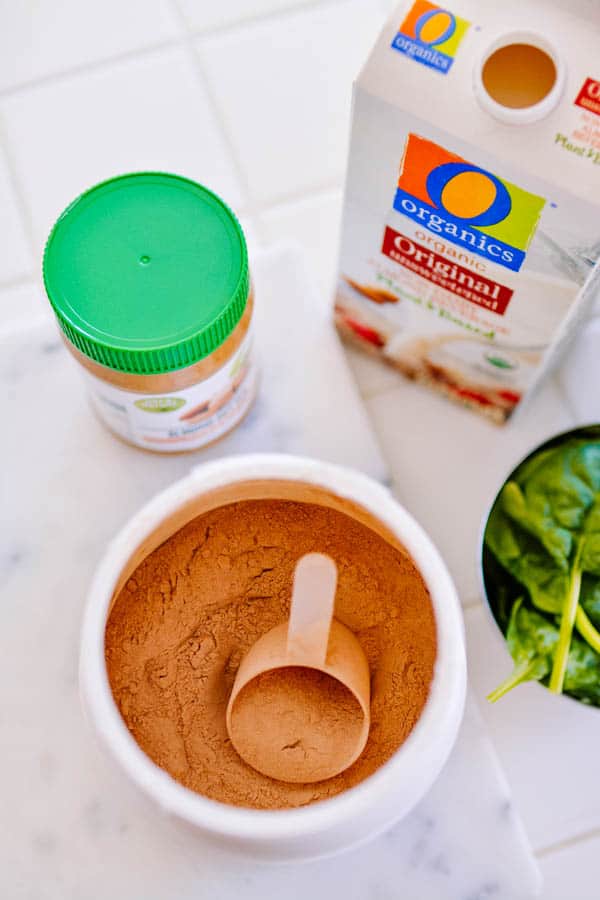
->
[43,173,257,453]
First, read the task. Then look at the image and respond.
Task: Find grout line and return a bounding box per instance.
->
[168,0,254,214]
[171,0,352,223]
[0,0,349,104]
[0,117,38,261]
[536,826,600,859]
[250,176,345,218]
[254,183,343,220]
[0,38,180,102]
[0,0,348,245]
[550,369,579,423]
[184,0,351,41]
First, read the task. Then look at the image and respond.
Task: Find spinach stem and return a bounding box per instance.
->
[549,552,582,694]
[487,661,533,703]
[575,607,600,654]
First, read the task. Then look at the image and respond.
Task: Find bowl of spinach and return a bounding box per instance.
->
[482,425,600,707]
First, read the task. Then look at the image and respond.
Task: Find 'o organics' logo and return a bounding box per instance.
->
[391,1,469,73]
[394,134,545,271]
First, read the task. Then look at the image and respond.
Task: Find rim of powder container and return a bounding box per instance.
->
[80,454,467,846]
[473,31,565,125]
[42,172,249,376]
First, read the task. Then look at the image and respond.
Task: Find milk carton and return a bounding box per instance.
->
[335,0,600,422]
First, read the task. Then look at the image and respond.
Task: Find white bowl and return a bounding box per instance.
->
[80,453,466,861]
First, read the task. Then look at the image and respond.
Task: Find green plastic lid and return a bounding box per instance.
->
[43,172,249,375]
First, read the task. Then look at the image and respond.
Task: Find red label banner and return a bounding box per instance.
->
[574,78,600,117]
[381,227,514,315]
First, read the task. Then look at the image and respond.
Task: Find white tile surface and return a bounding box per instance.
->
[466,604,600,851]
[198,0,384,205]
[1,48,244,254]
[0,0,179,91]
[365,375,574,605]
[540,836,600,900]
[557,317,600,422]
[258,190,343,298]
[237,216,263,263]
[0,150,32,282]
[176,0,315,32]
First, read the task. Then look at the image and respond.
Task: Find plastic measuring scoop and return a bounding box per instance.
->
[225,553,371,783]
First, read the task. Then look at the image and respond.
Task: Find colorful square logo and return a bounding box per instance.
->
[391,1,470,74]
[394,134,545,271]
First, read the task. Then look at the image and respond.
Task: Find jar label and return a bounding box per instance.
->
[82,329,257,452]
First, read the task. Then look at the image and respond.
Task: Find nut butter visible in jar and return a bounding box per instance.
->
[43,172,257,453]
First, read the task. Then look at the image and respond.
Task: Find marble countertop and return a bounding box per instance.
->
[0,247,540,900]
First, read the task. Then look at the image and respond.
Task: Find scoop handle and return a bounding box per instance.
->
[286,553,337,667]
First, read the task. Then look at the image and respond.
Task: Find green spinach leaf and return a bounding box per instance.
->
[487,600,556,702]
[488,598,600,705]
[564,636,600,704]
[485,439,600,695]
[485,498,569,615]
[581,575,600,628]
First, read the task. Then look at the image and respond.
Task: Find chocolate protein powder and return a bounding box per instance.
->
[105,499,436,809]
